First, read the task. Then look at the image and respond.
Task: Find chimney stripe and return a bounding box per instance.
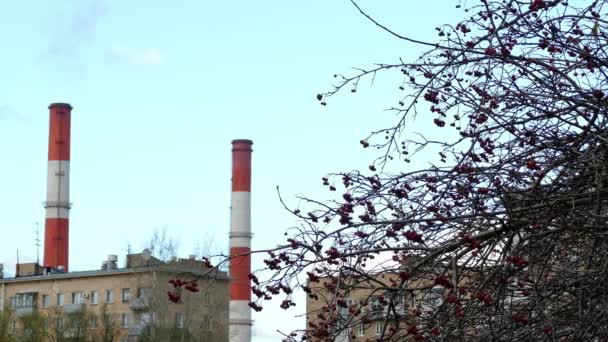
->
[229,247,252,300]
[229,139,253,342]
[231,140,252,192]
[43,218,69,270]
[44,103,72,272]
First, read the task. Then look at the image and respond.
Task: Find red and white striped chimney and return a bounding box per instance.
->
[229,139,253,342]
[44,103,72,271]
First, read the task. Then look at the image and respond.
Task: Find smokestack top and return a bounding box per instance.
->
[231,139,253,152]
[231,139,253,145]
[48,103,73,110]
[231,139,252,192]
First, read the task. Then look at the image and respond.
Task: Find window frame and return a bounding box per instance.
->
[122,288,131,303]
[201,316,212,331]
[121,313,129,328]
[175,312,185,329]
[358,322,365,336]
[72,292,84,304]
[375,321,384,336]
[106,289,115,304]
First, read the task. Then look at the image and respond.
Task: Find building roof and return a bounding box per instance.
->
[0,259,228,284]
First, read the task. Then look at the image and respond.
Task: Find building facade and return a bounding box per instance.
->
[305,268,461,342]
[0,253,228,341]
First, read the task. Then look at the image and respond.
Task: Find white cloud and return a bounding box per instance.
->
[0,105,24,121]
[47,0,108,58]
[108,46,164,66]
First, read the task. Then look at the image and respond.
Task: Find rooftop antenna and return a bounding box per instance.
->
[35,222,41,265]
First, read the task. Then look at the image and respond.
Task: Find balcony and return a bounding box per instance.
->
[14,306,36,317]
[128,325,147,336]
[128,313,152,335]
[130,297,150,311]
[11,292,38,317]
[365,304,407,319]
[63,303,86,315]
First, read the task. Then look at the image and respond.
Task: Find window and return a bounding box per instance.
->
[375,321,384,336]
[358,322,365,336]
[91,291,99,305]
[106,289,114,303]
[137,287,150,305]
[340,326,350,336]
[42,294,49,308]
[422,286,443,310]
[89,316,97,329]
[57,293,64,306]
[201,316,212,331]
[9,320,16,334]
[122,288,131,303]
[72,292,84,304]
[137,287,151,299]
[140,313,152,326]
[369,296,383,314]
[121,313,129,328]
[120,337,128,342]
[56,318,64,331]
[175,313,184,329]
[336,298,355,337]
[10,293,37,309]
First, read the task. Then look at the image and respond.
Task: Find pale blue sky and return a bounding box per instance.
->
[0,1,456,339]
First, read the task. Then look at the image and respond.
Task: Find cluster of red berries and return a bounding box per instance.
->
[446,294,461,305]
[434,275,453,288]
[404,230,423,243]
[248,302,263,312]
[511,314,529,325]
[167,291,181,303]
[508,255,529,268]
[169,278,187,287]
[526,158,540,170]
[529,0,544,11]
[462,234,481,249]
[280,299,296,310]
[476,291,492,306]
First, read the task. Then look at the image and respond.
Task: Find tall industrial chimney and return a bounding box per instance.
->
[43,103,72,271]
[229,139,253,342]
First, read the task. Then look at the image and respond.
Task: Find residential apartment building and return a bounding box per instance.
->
[305,260,473,342]
[306,273,434,341]
[0,252,228,341]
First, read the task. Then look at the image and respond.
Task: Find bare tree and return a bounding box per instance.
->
[19,312,46,342]
[147,225,180,262]
[0,306,14,342]
[139,230,228,342]
[171,0,608,341]
[91,304,120,342]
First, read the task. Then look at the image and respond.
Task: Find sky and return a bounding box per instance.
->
[0,1,458,340]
